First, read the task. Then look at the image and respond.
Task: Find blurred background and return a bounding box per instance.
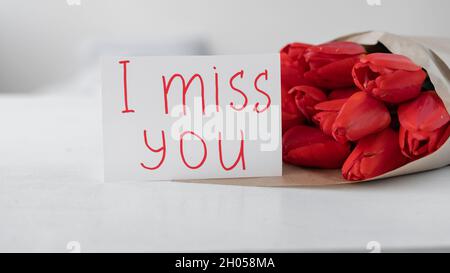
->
[1,0,450,253]
[1,0,449,94]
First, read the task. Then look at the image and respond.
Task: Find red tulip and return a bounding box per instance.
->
[282,86,304,134]
[352,53,427,104]
[282,110,304,135]
[328,88,359,100]
[303,41,366,89]
[304,41,366,70]
[283,125,351,168]
[342,128,409,181]
[280,43,312,90]
[332,92,391,143]
[289,85,327,120]
[280,43,312,133]
[398,91,450,159]
[313,99,347,136]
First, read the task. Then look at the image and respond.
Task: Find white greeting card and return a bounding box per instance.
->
[102,54,281,181]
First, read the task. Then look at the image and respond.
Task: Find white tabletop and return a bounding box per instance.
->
[1,89,450,253]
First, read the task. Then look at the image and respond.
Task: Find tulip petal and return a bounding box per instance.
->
[398,91,450,132]
[282,85,304,134]
[281,58,309,90]
[305,56,361,89]
[313,111,339,136]
[332,92,391,143]
[353,53,426,104]
[314,99,348,112]
[283,125,351,169]
[282,85,299,114]
[370,69,426,103]
[289,85,327,120]
[313,99,348,136]
[305,42,365,71]
[362,53,422,71]
[352,62,379,91]
[400,121,450,159]
[282,111,303,135]
[305,41,366,56]
[281,42,312,60]
[280,43,312,90]
[342,128,409,181]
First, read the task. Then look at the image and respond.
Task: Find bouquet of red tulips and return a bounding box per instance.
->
[281,31,450,182]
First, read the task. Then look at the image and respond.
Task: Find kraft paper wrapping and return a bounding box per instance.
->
[184,31,450,187]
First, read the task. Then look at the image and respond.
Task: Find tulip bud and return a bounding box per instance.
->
[280,43,312,90]
[281,43,313,133]
[304,41,366,70]
[282,85,304,134]
[332,92,391,143]
[398,91,450,158]
[352,53,427,104]
[342,128,409,181]
[313,99,347,136]
[289,85,327,120]
[303,41,366,89]
[283,125,351,168]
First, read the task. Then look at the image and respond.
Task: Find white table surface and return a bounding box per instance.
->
[1,88,450,253]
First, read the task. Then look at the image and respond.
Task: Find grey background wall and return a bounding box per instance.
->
[0,0,449,93]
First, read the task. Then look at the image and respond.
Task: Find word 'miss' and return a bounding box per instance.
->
[118,60,272,115]
[117,60,273,172]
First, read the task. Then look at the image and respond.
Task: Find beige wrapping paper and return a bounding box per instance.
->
[184,31,450,187]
